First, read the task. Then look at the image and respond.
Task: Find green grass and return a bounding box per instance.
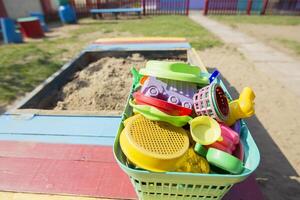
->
[275,38,300,55]
[210,15,300,26]
[0,16,221,105]
[75,16,222,49]
[0,44,65,103]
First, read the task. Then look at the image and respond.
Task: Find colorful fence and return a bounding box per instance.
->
[69,0,189,17]
[203,0,267,15]
[40,0,59,21]
[0,0,7,17]
[144,0,189,15]
[203,0,299,15]
[265,0,300,14]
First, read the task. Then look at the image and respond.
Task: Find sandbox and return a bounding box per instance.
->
[14,50,187,115]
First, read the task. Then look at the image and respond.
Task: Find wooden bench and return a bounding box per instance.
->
[90,8,142,19]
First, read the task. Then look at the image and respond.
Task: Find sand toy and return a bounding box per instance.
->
[140,76,196,109]
[190,116,222,145]
[225,87,255,126]
[139,60,209,85]
[209,70,220,83]
[175,148,210,173]
[129,100,192,127]
[205,123,240,154]
[119,114,189,172]
[133,91,193,116]
[193,83,229,122]
[206,148,244,174]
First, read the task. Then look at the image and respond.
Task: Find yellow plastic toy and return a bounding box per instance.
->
[175,148,210,173]
[225,87,255,126]
[120,114,189,172]
[190,116,222,145]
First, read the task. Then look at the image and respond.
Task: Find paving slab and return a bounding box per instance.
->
[189,11,300,96]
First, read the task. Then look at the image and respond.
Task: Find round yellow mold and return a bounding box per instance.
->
[120,114,189,172]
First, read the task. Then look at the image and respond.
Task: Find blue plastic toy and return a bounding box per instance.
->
[0,18,23,44]
[59,4,77,24]
[30,12,49,32]
[209,70,220,83]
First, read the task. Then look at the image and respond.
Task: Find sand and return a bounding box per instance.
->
[54,54,147,113]
[198,45,300,200]
[53,54,181,114]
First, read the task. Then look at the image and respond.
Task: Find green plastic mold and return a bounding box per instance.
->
[139,60,209,85]
[207,148,244,175]
[129,100,192,127]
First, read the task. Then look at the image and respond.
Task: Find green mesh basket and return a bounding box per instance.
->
[113,77,260,200]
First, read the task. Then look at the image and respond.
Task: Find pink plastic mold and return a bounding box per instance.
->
[193,83,229,122]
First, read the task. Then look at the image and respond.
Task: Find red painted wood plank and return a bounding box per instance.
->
[0,141,262,199]
[0,157,136,199]
[0,141,136,199]
[0,141,114,162]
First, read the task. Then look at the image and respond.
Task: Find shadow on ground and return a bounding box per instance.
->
[0,106,6,114]
[211,68,300,200]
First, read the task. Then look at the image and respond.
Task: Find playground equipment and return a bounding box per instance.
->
[29,12,49,32]
[225,87,256,126]
[119,114,189,172]
[17,17,44,38]
[90,8,142,20]
[193,83,229,122]
[0,17,23,44]
[58,4,77,24]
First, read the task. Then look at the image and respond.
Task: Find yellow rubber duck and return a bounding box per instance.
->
[225,87,255,126]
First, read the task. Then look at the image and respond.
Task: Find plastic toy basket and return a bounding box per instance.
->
[113,76,260,200]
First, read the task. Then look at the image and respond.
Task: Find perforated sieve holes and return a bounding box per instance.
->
[129,117,186,155]
[194,85,213,116]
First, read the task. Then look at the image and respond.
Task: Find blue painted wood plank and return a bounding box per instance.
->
[0,134,115,145]
[0,115,121,145]
[85,42,191,52]
[90,8,142,14]
[0,115,121,137]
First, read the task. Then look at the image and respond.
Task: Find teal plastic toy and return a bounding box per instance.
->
[194,143,208,157]
[206,148,244,174]
[195,145,244,174]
